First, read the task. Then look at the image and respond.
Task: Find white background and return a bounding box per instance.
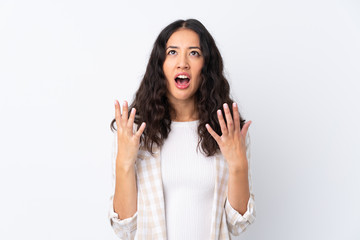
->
[0,0,359,239]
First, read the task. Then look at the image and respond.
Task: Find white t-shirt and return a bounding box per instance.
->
[161,120,216,240]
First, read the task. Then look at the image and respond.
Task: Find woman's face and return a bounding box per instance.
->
[163,28,204,106]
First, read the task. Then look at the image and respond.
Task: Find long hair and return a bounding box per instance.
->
[110,19,246,156]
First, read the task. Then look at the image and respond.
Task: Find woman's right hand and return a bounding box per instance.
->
[114,100,146,170]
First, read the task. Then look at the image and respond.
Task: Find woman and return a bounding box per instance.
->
[109,19,256,240]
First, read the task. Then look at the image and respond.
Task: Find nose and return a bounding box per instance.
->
[177,53,189,69]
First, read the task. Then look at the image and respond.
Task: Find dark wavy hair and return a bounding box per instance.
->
[110,19,246,156]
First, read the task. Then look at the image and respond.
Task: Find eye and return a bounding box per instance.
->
[167,50,176,55]
[190,51,201,56]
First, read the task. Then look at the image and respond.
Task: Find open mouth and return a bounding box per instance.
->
[174,73,191,89]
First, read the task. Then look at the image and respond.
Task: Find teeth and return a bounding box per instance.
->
[177,75,189,79]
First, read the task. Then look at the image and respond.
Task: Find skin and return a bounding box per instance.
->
[206,103,252,214]
[114,100,146,169]
[163,28,204,122]
[113,99,145,219]
[113,27,252,218]
[206,103,252,171]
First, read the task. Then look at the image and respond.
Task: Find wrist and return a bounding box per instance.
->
[116,153,136,169]
[228,164,248,175]
[116,163,135,175]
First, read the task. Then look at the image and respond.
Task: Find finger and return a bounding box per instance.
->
[217,109,228,135]
[223,103,234,133]
[205,123,221,143]
[121,100,128,123]
[127,108,136,129]
[241,121,252,137]
[134,122,146,139]
[114,100,121,128]
[233,102,241,133]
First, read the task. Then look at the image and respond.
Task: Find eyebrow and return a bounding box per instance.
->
[166,46,201,50]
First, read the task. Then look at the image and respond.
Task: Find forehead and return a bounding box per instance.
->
[166,28,200,47]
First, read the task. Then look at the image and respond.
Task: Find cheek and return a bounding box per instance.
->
[194,64,203,87]
[163,61,172,78]
[163,65,172,88]
[195,76,203,89]
[195,60,204,74]
[194,64,203,79]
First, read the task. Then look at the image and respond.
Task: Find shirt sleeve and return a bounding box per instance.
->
[108,129,138,239]
[109,195,137,239]
[224,132,256,235]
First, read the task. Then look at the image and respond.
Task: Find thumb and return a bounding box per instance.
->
[242,121,252,137]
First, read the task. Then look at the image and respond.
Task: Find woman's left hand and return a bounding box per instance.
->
[206,102,251,172]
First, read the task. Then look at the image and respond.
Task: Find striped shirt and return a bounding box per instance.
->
[109,130,256,239]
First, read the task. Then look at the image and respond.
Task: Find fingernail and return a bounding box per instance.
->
[114,100,117,105]
[233,102,237,108]
[123,101,126,106]
[223,103,228,109]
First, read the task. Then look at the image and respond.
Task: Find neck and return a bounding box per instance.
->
[169,97,199,122]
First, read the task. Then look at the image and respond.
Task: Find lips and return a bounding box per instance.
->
[174,72,191,89]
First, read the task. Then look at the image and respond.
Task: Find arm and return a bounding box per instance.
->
[108,100,146,239]
[224,134,256,235]
[227,167,250,215]
[109,131,138,239]
[114,162,137,220]
[205,102,256,235]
